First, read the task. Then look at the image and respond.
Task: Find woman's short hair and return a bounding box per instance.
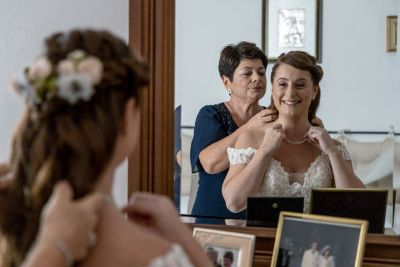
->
[218,41,268,81]
[270,51,323,122]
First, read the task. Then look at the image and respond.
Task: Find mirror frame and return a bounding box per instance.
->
[128,0,175,197]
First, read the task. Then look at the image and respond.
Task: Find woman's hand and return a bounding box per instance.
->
[259,123,285,155]
[122,193,185,243]
[244,108,278,132]
[123,193,213,267]
[306,126,338,156]
[38,181,104,260]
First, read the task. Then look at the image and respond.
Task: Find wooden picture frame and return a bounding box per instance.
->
[193,227,255,267]
[263,0,322,62]
[387,15,397,52]
[271,212,368,267]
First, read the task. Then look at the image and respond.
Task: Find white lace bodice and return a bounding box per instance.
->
[147,244,194,267]
[227,144,350,212]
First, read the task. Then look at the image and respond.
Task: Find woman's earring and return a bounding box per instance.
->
[227,88,232,95]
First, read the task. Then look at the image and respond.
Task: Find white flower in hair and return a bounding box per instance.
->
[27,57,52,81]
[12,49,103,107]
[11,76,40,107]
[68,50,86,61]
[57,74,94,104]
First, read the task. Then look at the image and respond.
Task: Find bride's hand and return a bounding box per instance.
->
[258,123,285,155]
[305,126,338,155]
[123,193,190,243]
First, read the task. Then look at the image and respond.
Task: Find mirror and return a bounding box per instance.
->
[174,0,400,226]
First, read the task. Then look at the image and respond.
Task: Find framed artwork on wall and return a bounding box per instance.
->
[386,15,398,52]
[271,212,368,267]
[193,227,255,267]
[263,0,322,62]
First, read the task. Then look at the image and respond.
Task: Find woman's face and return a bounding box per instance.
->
[323,249,331,257]
[272,63,317,120]
[224,58,266,103]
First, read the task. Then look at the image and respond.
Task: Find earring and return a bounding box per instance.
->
[227,88,232,95]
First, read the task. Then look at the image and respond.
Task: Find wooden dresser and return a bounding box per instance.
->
[188,224,400,267]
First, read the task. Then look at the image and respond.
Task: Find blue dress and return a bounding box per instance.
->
[190,103,246,224]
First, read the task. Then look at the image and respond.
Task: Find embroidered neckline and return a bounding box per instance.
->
[270,154,325,187]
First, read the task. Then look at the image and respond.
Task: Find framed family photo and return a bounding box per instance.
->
[263,0,322,61]
[193,227,255,267]
[271,212,368,267]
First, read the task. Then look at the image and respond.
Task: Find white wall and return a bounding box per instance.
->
[176,0,400,133]
[0,0,129,207]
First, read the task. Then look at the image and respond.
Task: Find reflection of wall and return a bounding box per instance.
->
[175,0,400,132]
[0,0,129,206]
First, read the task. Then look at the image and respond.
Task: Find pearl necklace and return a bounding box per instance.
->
[284,137,307,145]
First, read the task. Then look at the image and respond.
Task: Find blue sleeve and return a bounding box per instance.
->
[190,105,227,173]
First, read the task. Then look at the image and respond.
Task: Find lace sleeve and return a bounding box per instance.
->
[147,244,194,267]
[337,143,351,161]
[227,147,256,165]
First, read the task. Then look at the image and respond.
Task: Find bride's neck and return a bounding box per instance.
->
[94,161,117,195]
[276,117,311,139]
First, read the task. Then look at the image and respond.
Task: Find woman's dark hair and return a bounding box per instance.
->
[269,51,323,122]
[218,41,268,81]
[0,29,148,266]
[224,251,234,261]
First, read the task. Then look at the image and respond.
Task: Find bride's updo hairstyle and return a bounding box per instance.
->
[269,51,323,122]
[0,29,148,266]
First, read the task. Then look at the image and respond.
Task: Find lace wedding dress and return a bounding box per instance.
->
[227,144,351,212]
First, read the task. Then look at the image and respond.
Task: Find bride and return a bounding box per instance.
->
[222,51,364,213]
[0,29,211,267]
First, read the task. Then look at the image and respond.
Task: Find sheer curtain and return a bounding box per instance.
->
[335,130,400,233]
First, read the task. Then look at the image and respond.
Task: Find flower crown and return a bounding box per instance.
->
[12,50,103,106]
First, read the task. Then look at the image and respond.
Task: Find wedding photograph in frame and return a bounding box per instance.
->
[263,0,322,62]
[193,227,255,267]
[271,212,368,267]
[386,15,397,52]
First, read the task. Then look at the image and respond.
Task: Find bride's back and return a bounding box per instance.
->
[81,202,170,267]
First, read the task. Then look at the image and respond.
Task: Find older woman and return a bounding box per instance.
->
[190,42,277,224]
[222,51,364,214]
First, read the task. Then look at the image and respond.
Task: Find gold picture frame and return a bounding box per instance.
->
[271,212,368,267]
[193,227,255,267]
[387,15,397,52]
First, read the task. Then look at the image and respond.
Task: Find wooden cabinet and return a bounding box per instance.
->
[188,224,400,267]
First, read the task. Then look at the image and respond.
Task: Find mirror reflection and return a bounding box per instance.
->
[174,0,400,230]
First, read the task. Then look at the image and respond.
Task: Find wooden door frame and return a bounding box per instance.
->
[128,0,175,197]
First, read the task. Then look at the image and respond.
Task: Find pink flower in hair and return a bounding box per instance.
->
[78,57,103,84]
[57,60,75,75]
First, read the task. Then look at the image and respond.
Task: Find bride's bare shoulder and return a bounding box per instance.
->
[235,128,263,149]
[80,203,170,267]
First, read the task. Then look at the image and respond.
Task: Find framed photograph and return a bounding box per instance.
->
[271,212,368,267]
[263,0,322,62]
[386,15,397,52]
[193,227,255,267]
